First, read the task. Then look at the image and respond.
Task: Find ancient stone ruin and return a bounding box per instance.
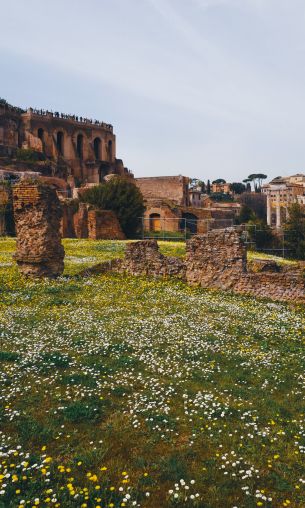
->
[88,229,304,304]
[60,201,125,240]
[87,208,125,240]
[185,229,247,289]
[0,183,10,236]
[121,240,185,278]
[13,182,65,278]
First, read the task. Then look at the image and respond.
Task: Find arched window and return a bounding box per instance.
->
[56,131,64,156]
[37,128,44,141]
[107,140,113,161]
[93,137,101,160]
[76,134,83,159]
[149,213,161,232]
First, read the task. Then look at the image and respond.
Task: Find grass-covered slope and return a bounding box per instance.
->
[0,238,304,507]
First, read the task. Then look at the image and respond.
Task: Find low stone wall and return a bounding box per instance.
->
[115,230,304,304]
[13,183,64,278]
[185,229,247,290]
[234,272,304,302]
[120,240,185,278]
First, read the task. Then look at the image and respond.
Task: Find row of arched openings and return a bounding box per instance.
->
[37,128,112,160]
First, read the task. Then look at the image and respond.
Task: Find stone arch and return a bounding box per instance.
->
[149,213,161,231]
[181,212,198,234]
[93,137,101,160]
[56,131,64,156]
[37,127,44,141]
[76,133,84,159]
[107,140,113,161]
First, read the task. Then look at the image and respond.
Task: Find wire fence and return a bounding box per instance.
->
[139,217,234,241]
[138,218,298,258]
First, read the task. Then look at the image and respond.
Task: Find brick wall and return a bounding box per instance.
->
[87,209,125,240]
[135,176,189,206]
[115,230,304,304]
[121,240,185,278]
[12,183,65,278]
[0,185,10,236]
[185,229,247,289]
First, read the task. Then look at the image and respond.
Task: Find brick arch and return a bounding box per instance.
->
[93,137,102,160]
[72,130,88,160]
[181,212,198,234]
[55,129,65,156]
[149,213,161,231]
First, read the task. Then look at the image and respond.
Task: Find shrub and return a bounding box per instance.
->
[284,203,305,259]
[81,177,145,237]
[16,148,46,162]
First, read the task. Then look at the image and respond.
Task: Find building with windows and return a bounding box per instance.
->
[262,174,305,228]
[211,182,232,194]
[135,176,238,235]
[0,100,132,188]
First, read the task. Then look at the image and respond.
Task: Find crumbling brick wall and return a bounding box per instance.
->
[120,240,185,278]
[13,182,65,277]
[234,272,304,302]
[0,184,10,236]
[74,203,89,239]
[88,209,125,240]
[117,230,304,303]
[185,229,247,289]
[60,200,89,239]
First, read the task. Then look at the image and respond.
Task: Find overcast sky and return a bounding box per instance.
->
[1,0,305,182]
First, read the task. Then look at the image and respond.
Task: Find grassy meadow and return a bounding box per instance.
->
[0,238,305,508]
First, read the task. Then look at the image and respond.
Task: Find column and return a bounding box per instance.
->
[266,195,272,226]
[276,194,281,229]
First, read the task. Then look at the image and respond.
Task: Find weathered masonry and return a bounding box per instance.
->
[0,100,132,186]
[101,229,304,304]
[13,182,65,277]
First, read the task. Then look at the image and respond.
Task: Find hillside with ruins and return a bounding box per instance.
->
[1,1,305,507]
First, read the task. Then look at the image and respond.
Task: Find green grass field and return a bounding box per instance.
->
[0,238,304,508]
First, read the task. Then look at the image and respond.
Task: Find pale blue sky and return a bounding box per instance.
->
[1,0,305,182]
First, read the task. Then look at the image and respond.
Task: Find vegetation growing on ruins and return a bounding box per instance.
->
[0,238,304,507]
[81,178,145,237]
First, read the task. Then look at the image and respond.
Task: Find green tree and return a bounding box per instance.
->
[284,203,305,259]
[206,179,211,194]
[81,177,145,237]
[210,192,233,202]
[247,173,268,192]
[247,219,274,249]
[230,182,246,194]
[238,204,256,223]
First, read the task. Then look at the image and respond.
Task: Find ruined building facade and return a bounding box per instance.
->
[0,100,132,187]
[134,176,239,234]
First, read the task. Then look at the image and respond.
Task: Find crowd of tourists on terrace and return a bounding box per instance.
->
[27,107,113,132]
